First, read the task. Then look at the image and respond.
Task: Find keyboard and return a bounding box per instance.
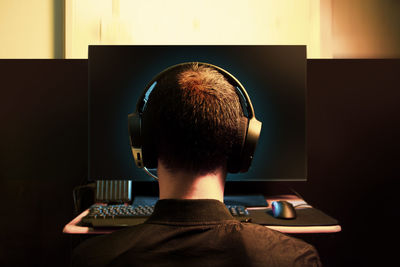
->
[81,204,251,227]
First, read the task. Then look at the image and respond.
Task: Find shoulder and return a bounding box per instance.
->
[239,223,321,266]
[72,224,149,267]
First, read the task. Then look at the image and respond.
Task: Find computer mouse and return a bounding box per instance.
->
[271,201,297,219]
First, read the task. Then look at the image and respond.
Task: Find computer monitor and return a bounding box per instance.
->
[88,45,306,185]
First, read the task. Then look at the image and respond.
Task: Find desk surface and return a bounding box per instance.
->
[63,195,341,234]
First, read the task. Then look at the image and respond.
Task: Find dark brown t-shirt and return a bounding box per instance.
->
[72,199,321,267]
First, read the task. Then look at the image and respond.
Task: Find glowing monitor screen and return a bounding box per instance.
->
[89,45,306,181]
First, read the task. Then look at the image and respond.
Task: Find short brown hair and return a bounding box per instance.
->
[143,63,243,174]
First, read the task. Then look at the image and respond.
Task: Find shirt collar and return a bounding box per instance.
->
[145,199,235,224]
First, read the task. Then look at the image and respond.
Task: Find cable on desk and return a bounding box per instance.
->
[288,188,313,209]
[289,188,304,200]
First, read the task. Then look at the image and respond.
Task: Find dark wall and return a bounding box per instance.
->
[0,60,88,266]
[0,59,399,266]
[300,59,399,266]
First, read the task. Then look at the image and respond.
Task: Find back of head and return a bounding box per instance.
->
[143,63,243,175]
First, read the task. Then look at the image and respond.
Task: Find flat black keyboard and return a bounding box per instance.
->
[81,204,251,227]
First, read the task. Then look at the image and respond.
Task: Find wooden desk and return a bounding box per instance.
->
[63,195,341,234]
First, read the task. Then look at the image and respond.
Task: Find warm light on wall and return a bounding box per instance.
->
[331,0,400,58]
[66,0,323,58]
[2,0,398,58]
[0,0,54,58]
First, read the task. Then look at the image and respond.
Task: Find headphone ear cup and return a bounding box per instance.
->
[128,113,144,168]
[141,113,158,169]
[240,118,262,172]
[227,117,248,173]
[128,112,158,169]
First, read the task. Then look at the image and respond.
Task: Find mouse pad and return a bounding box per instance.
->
[249,208,339,226]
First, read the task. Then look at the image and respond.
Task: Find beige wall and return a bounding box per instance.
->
[0,0,64,58]
[66,0,321,58]
[0,0,399,59]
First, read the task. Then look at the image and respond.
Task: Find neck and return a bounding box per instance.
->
[157,160,226,202]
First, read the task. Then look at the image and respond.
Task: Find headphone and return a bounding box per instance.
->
[128,62,262,175]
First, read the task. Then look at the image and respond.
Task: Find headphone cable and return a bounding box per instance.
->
[144,167,159,180]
